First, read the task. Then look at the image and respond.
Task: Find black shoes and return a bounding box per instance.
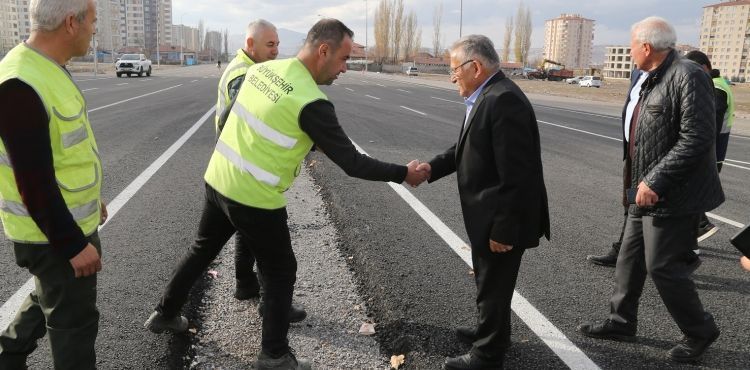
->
[578,319,636,342]
[234,278,261,300]
[258,302,307,323]
[697,221,719,243]
[144,311,189,334]
[456,326,476,345]
[586,243,620,267]
[668,330,720,363]
[444,353,503,370]
[256,351,311,370]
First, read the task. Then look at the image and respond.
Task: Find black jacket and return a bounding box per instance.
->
[625,50,724,217]
[428,71,550,249]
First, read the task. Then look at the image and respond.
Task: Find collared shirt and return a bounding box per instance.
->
[624,71,649,142]
[464,72,497,128]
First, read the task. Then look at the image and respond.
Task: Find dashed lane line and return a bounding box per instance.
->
[365,94,381,100]
[0,106,216,331]
[116,83,128,86]
[345,87,354,92]
[397,89,412,93]
[400,106,426,116]
[81,88,99,92]
[431,96,463,105]
[350,140,601,370]
[88,84,183,113]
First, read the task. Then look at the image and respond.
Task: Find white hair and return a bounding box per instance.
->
[631,16,676,51]
[30,0,89,32]
[246,19,276,40]
[450,35,500,71]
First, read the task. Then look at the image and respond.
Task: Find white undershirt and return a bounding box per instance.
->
[624,72,649,142]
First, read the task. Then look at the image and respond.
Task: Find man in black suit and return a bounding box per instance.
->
[416,35,550,370]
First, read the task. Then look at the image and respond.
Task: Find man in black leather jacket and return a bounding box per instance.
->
[578,16,723,364]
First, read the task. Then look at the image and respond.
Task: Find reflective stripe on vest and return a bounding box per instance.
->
[0,199,99,221]
[0,43,102,243]
[204,58,326,209]
[712,77,735,132]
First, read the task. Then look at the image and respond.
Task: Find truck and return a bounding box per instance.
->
[116,54,152,77]
[525,59,574,81]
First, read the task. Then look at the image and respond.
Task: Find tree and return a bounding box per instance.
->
[432,2,443,57]
[391,0,405,63]
[373,0,392,63]
[502,16,513,62]
[223,29,229,61]
[402,11,419,62]
[513,3,532,66]
[198,19,205,52]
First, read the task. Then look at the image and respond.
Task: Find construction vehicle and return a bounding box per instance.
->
[525,59,574,81]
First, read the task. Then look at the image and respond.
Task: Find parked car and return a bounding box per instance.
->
[406,66,418,76]
[579,75,602,88]
[116,54,152,77]
[566,76,582,84]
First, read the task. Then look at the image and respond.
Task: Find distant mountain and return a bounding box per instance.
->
[227,28,306,58]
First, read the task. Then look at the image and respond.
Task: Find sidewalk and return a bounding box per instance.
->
[189,166,387,369]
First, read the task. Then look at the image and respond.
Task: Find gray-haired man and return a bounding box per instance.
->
[578,17,723,364]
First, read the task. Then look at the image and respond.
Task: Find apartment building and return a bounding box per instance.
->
[700,0,750,82]
[602,46,633,79]
[172,24,200,52]
[96,0,123,52]
[0,0,19,54]
[543,13,595,69]
[15,0,30,42]
[143,0,171,53]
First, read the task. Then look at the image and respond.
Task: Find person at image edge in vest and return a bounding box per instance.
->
[145,19,429,369]
[0,0,104,369]
[578,17,723,364]
[214,19,306,323]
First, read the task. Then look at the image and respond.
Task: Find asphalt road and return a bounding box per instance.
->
[0,65,747,369]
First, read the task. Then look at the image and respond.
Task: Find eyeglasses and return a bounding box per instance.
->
[449,59,475,76]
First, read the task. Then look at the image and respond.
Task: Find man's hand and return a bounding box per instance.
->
[100,200,108,225]
[635,181,659,207]
[490,239,513,253]
[741,256,750,272]
[69,243,101,278]
[416,162,431,180]
[405,160,430,187]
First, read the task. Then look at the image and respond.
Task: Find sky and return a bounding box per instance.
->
[172,0,714,50]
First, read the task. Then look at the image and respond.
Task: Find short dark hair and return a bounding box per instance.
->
[304,19,354,50]
[684,50,712,71]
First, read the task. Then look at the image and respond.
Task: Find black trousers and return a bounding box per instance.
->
[470,245,525,361]
[610,213,717,339]
[234,232,258,287]
[156,184,296,356]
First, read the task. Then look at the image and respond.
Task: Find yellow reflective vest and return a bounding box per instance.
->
[712,77,735,133]
[0,43,102,244]
[215,49,255,133]
[204,58,326,209]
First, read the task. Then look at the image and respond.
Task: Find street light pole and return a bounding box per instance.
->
[364,0,368,73]
[459,0,463,38]
[179,14,184,66]
[156,0,160,68]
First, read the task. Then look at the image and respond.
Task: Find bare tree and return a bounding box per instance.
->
[513,3,532,66]
[198,19,205,52]
[223,29,229,61]
[373,0,392,63]
[502,16,513,62]
[391,0,404,63]
[432,2,443,57]
[402,10,418,62]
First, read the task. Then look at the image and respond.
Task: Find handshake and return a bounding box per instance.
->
[404,160,432,187]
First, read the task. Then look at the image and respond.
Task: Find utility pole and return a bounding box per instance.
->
[93,34,98,78]
[459,0,463,38]
[156,0,161,68]
[364,0,368,73]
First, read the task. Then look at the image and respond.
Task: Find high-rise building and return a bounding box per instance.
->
[543,13,595,69]
[15,0,30,42]
[603,46,633,79]
[123,0,145,49]
[700,0,750,82]
[204,30,222,58]
[172,24,200,52]
[143,0,171,53]
[0,0,20,54]
[96,0,123,53]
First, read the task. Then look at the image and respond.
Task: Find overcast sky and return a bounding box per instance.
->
[173,0,714,49]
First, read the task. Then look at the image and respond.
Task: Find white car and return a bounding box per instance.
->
[566,76,582,84]
[406,66,418,76]
[116,54,152,78]
[579,76,602,88]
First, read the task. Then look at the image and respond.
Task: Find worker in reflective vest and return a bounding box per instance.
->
[0,1,104,369]
[146,19,429,369]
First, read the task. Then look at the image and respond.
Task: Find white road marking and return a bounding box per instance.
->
[116,83,128,86]
[345,87,354,92]
[365,95,381,100]
[397,89,411,93]
[376,83,386,87]
[81,88,99,92]
[706,212,745,228]
[360,80,368,83]
[726,159,750,165]
[538,120,621,142]
[537,105,620,120]
[332,82,338,85]
[730,134,750,140]
[88,84,182,113]
[724,162,750,171]
[400,106,426,116]
[191,79,199,83]
[350,140,601,370]
[431,96,463,105]
[0,106,216,332]
[74,77,113,82]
